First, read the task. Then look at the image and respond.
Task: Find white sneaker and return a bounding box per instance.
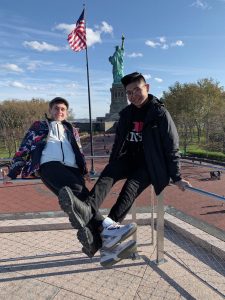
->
[101,222,137,250]
[100,240,137,267]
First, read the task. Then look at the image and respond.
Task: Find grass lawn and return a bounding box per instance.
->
[0,148,10,159]
[180,143,225,161]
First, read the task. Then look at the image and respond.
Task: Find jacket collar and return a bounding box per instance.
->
[120,94,164,124]
[143,95,164,125]
[44,113,70,126]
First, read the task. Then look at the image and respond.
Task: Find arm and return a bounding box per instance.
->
[158,109,190,189]
[72,126,88,175]
[109,117,124,163]
[72,127,83,152]
[121,35,125,51]
[7,123,37,179]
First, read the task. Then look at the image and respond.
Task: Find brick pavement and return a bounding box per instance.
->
[0,220,224,299]
[1,132,225,299]
[1,134,225,231]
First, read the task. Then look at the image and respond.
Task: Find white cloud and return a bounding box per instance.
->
[9,81,26,88]
[2,63,23,73]
[23,60,54,72]
[171,40,184,47]
[26,62,40,71]
[143,74,151,80]
[145,40,160,48]
[191,0,210,9]
[8,81,38,90]
[161,44,169,50]
[56,23,102,47]
[154,77,163,83]
[127,52,143,58]
[100,21,113,34]
[146,37,184,50]
[23,41,61,52]
[159,36,166,43]
[66,83,78,89]
[55,21,113,48]
[86,28,102,47]
[54,23,73,33]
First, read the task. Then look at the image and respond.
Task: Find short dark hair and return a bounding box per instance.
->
[49,97,69,109]
[121,72,146,88]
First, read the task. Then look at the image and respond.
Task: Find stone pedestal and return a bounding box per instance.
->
[104,83,128,121]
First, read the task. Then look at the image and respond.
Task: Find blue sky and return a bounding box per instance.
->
[1,0,225,118]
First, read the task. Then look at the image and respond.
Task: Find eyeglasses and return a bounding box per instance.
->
[125,84,146,97]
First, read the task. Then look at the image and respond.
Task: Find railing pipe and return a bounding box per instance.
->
[181,159,225,172]
[185,186,225,203]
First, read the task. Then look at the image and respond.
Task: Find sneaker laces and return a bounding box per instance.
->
[105,222,122,230]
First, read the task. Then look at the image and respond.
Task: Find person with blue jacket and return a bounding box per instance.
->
[5,97,137,267]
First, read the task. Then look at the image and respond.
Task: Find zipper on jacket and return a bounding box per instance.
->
[118,132,129,157]
[57,123,65,163]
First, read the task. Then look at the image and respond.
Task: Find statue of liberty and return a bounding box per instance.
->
[109,35,125,84]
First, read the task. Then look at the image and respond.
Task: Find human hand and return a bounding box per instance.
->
[174,179,191,191]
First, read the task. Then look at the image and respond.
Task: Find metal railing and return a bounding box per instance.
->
[131,185,225,265]
[185,186,225,203]
[181,159,225,172]
[1,156,225,265]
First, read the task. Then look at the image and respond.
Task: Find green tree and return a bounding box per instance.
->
[162,78,225,153]
[0,98,75,157]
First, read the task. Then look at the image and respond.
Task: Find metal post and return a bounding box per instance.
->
[155,192,166,264]
[85,43,95,175]
[150,185,154,245]
[131,201,137,241]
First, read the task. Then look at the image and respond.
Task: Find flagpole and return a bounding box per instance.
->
[83,6,95,175]
[67,5,96,175]
[85,47,95,175]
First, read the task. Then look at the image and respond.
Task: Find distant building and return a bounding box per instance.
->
[72,120,117,133]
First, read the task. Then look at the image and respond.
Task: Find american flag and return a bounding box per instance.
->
[67,9,86,52]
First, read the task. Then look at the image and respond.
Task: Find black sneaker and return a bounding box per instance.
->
[58,186,92,229]
[81,244,99,258]
[78,225,102,258]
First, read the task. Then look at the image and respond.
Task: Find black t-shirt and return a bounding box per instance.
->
[121,100,150,164]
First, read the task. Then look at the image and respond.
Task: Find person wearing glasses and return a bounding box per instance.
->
[59,72,190,265]
[4,97,137,268]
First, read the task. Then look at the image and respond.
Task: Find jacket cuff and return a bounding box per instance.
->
[7,170,17,180]
[172,175,182,183]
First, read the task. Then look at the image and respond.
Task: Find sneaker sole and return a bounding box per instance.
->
[82,246,95,258]
[59,187,85,229]
[103,223,137,250]
[100,241,137,268]
[77,227,95,258]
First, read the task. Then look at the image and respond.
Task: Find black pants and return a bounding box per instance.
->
[88,155,151,223]
[40,161,105,221]
[39,162,103,240]
[39,161,89,200]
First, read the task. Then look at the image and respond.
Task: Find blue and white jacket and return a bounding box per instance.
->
[8,117,87,179]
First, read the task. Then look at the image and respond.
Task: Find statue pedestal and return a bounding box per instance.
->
[105,83,128,121]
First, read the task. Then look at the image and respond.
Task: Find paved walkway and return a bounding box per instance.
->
[1,134,225,232]
[0,215,225,300]
[1,134,225,299]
